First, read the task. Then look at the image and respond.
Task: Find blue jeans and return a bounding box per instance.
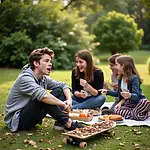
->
[72,95,106,109]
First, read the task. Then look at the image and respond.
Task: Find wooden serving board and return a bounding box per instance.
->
[62,121,116,140]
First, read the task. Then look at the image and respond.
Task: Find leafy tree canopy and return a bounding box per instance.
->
[0,1,94,69]
[92,11,144,54]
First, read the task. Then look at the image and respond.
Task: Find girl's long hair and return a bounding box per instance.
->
[116,55,143,84]
[75,49,98,82]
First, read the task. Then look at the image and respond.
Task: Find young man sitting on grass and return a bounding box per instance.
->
[4,47,83,132]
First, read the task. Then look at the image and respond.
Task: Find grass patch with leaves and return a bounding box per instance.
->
[0,63,150,150]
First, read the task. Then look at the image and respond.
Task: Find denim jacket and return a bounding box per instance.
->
[107,75,145,104]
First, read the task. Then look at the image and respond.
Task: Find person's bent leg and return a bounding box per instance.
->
[110,100,119,112]
[19,98,83,131]
[18,100,47,130]
[43,103,69,125]
[43,104,83,131]
[19,97,69,130]
[115,106,132,119]
[51,87,66,101]
[50,88,71,130]
[72,95,106,109]
[132,99,150,121]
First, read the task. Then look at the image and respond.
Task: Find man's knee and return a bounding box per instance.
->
[51,88,65,101]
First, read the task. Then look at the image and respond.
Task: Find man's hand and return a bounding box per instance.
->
[98,89,107,95]
[66,98,72,108]
[63,100,70,110]
[63,100,72,113]
[60,101,67,109]
[62,88,72,113]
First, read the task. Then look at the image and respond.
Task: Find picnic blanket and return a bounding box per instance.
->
[46,102,150,126]
[78,102,150,127]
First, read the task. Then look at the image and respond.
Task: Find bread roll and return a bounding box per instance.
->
[109,115,123,121]
[100,114,123,121]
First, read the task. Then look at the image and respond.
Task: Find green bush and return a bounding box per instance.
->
[92,11,144,54]
[0,2,94,69]
[0,32,32,67]
[140,44,150,50]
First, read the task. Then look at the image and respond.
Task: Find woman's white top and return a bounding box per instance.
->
[121,78,128,92]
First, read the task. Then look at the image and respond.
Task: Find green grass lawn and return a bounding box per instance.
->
[0,50,150,150]
[97,50,150,65]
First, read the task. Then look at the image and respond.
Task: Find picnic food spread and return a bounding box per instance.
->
[70,109,101,116]
[69,109,102,122]
[63,120,116,138]
[99,114,123,121]
[69,112,93,122]
[62,120,116,148]
[71,109,101,116]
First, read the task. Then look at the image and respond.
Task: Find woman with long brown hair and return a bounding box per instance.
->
[72,49,106,109]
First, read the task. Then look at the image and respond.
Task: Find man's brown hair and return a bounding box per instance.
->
[29,47,54,70]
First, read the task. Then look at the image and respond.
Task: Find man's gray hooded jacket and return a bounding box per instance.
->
[4,67,69,132]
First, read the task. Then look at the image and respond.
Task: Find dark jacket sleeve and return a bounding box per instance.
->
[107,90,120,97]
[94,69,104,90]
[71,68,82,95]
[130,76,145,104]
[107,78,121,99]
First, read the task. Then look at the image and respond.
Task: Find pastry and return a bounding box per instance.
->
[99,114,123,121]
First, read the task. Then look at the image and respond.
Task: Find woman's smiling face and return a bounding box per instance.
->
[115,60,124,75]
[76,56,87,73]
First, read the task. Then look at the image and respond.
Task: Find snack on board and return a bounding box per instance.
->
[99,114,123,121]
[71,109,101,116]
[69,112,93,122]
[88,109,101,116]
[109,115,123,121]
[65,120,116,137]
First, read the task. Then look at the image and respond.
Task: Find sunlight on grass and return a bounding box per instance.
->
[128,50,150,64]
[0,63,150,106]
[96,50,150,65]
[50,70,72,86]
[0,63,150,150]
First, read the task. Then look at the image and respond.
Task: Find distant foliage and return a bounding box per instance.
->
[0,32,32,67]
[92,11,144,54]
[140,44,150,50]
[0,2,94,69]
[147,56,150,75]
